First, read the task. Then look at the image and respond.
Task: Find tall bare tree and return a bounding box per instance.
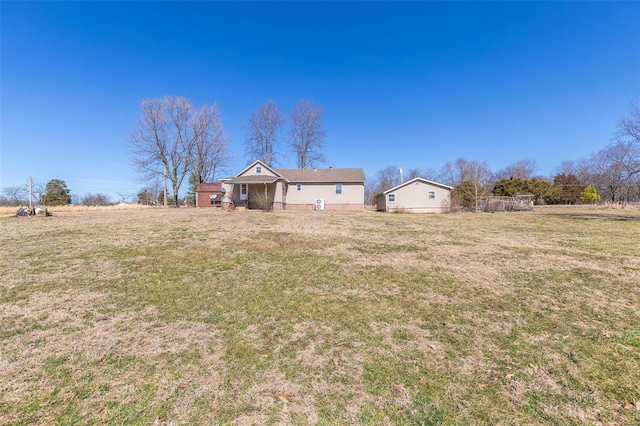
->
[190,103,232,183]
[555,159,593,189]
[365,165,402,204]
[585,102,640,203]
[31,182,45,205]
[2,186,27,205]
[440,158,492,212]
[495,159,538,180]
[616,101,640,179]
[289,99,327,169]
[590,141,637,202]
[407,167,439,181]
[129,96,226,206]
[618,101,640,143]
[244,101,285,167]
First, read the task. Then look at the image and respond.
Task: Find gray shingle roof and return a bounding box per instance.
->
[225,175,280,184]
[277,168,365,183]
[379,177,453,196]
[196,182,222,192]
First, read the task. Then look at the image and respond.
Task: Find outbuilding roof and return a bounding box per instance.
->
[379,177,453,196]
[196,182,223,192]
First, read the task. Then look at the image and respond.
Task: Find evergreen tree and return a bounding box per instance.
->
[186,173,199,207]
[492,177,528,197]
[41,179,72,206]
[137,189,154,205]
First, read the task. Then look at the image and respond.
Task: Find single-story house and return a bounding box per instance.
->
[214,160,365,211]
[376,177,453,213]
[195,182,224,207]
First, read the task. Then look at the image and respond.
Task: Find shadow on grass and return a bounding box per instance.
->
[547,212,640,222]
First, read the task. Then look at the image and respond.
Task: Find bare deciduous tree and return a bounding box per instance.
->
[137,179,163,206]
[129,96,226,207]
[81,193,111,206]
[590,141,637,202]
[244,101,285,167]
[31,182,45,205]
[365,165,402,205]
[440,158,492,212]
[191,103,232,183]
[618,101,640,144]
[495,159,538,180]
[616,101,640,179]
[584,103,640,203]
[555,159,592,189]
[407,167,439,181]
[289,99,327,169]
[555,160,578,177]
[2,186,27,206]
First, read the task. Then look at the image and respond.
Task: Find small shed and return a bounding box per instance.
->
[195,182,224,207]
[376,177,453,213]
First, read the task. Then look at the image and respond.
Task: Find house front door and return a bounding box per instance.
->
[240,184,248,201]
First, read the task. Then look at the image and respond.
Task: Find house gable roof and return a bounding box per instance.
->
[235,160,284,179]
[380,177,453,195]
[224,175,280,184]
[219,163,366,185]
[277,168,365,183]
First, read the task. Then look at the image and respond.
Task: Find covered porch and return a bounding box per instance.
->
[222,175,285,211]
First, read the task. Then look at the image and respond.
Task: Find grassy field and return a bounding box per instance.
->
[1,206,639,425]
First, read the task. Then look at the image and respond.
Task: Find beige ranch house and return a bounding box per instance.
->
[215,160,365,211]
[377,177,453,213]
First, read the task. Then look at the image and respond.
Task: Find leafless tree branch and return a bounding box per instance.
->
[244,101,285,167]
[128,96,229,206]
[289,99,327,169]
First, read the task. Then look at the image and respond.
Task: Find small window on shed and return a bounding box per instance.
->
[428,191,436,199]
[388,193,396,202]
[256,166,262,174]
[336,183,343,195]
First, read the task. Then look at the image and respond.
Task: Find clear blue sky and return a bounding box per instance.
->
[2,1,639,201]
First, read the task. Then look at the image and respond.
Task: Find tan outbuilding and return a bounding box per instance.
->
[376,177,452,213]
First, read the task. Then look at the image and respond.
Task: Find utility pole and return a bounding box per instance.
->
[28,177,33,208]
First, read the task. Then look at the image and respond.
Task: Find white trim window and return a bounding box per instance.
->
[256,166,262,174]
[335,183,343,195]
[296,184,302,191]
[388,193,396,202]
[428,191,436,199]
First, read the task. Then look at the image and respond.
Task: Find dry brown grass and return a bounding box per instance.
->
[1,206,639,425]
[0,203,153,218]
